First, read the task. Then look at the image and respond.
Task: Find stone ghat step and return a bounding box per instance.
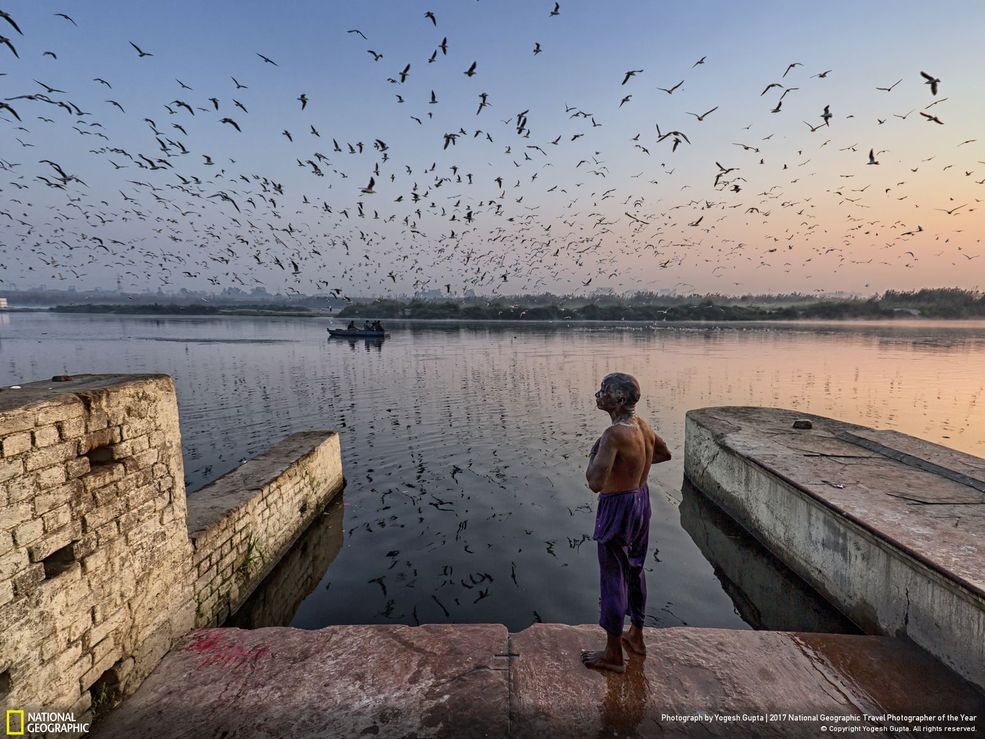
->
[683,406,985,691]
[91,624,984,738]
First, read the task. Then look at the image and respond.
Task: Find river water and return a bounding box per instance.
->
[2,312,983,632]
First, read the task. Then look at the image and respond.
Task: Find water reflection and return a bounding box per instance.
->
[226,496,345,628]
[2,312,983,632]
[679,480,859,633]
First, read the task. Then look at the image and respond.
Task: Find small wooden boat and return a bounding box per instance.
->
[327,328,390,338]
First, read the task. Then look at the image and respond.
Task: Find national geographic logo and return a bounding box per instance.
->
[5,710,90,736]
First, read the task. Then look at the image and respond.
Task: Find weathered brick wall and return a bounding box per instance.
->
[226,496,344,629]
[0,375,194,724]
[186,431,344,627]
[0,375,344,732]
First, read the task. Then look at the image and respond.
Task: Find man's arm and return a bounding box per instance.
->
[652,432,672,464]
[586,430,618,493]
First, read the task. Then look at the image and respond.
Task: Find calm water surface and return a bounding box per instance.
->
[2,312,983,632]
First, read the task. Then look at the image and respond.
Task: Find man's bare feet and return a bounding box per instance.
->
[581,649,626,673]
[581,632,626,672]
[621,625,646,656]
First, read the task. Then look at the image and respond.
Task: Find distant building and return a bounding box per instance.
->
[0,298,7,309]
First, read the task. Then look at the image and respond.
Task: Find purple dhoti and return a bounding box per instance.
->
[592,483,650,635]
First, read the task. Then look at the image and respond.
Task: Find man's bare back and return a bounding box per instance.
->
[587,415,671,494]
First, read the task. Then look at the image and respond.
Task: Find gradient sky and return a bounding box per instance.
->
[2,0,985,297]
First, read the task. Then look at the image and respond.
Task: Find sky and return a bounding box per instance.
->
[2,0,985,298]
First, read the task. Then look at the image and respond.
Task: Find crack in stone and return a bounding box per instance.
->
[789,636,869,718]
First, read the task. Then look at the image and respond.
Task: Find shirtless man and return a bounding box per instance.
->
[581,372,672,673]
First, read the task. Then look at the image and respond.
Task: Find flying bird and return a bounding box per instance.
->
[464,61,477,77]
[621,69,643,85]
[550,2,560,16]
[425,10,436,25]
[0,10,22,35]
[129,41,153,57]
[257,52,278,66]
[867,148,879,165]
[876,79,902,92]
[920,71,940,95]
[782,62,802,77]
[657,80,683,94]
[53,12,77,26]
[686,106,718,121]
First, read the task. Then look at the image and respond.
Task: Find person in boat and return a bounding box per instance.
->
[363,320,373,331]
[347,321,357,331]
[371,320,384,332]
[581,372,672,673]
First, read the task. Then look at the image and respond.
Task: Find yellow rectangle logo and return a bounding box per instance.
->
[5,709,25,736]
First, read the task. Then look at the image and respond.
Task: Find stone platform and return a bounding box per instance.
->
[91,623,984,738]
[684,407,985,690]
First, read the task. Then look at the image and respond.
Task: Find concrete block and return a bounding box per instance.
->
[82,463,125,492]
[36,463,69,490]
[6,474,37,504]
[0,456,24,483]
[42,504,74,533]
[27,525,76,562]
[25,441,78,472]
[12,518,44,547]
[0,409,36,436]
[123,449,159,474]
[0,547,28,580]
[80,649,121,693]
[65,456,91,479]
[12,562,45,596]
[57,416,86,440]
[86,409,110,432]
[80,427,117,455]
[111,435,150,460]
[2,431,32,457]
[32,425,62,448]
[33,479,85,515]
[0,528,13,556]
[37,401,85,425]
[0,578,14,607]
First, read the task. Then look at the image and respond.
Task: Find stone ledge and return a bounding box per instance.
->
[91,624,510,739]
[90,624,984,738]
[185,431,341,543]
[0,374,174,416]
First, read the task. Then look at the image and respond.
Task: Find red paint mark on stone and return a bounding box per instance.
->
[184,631,271,669]
[185,631,224,653]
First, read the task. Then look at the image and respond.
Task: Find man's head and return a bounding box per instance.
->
[595,372,641,411]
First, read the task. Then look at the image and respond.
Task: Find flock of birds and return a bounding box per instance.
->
[0,3,983,301]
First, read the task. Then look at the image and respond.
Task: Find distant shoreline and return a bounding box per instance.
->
[24,297,985,321]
